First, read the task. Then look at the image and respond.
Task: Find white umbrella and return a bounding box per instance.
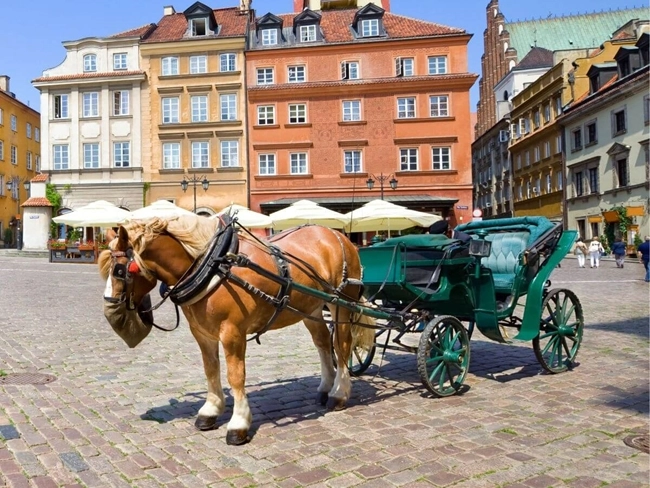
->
[213,204,274,229]
[127,200,195,220]
[52,200,133,227]
[343,199,442,233]
[269,199,348,231]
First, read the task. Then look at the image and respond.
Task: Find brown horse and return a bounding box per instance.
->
[99,216,375,445]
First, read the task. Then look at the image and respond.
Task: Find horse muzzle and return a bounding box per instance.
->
[103,294,154,348]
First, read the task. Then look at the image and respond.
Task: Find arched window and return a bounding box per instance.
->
[503,90,509,101]
[83,54,97,72]
[503,42,508,52]
[509,60,516,70]
[498,24,503,35]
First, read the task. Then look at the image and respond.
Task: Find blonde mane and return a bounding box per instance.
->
[98,215,219,280]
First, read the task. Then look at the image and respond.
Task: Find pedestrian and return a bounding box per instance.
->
[573,237,588,268]
[637,235,650,283]
[611,237,627,268]
[588,236,604,268]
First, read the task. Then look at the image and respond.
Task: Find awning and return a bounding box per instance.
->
[588,216,603,223]
[259,195,459,214]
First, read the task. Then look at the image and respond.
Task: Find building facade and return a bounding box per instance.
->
[247,3,477,228]
[0,76,40,247]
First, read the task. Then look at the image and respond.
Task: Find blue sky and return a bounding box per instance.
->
[0,0,642,111]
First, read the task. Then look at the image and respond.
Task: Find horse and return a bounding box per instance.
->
[98,215,375,445]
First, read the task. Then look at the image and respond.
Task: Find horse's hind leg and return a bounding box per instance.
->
[303,311,336,406]
[325,305,353,411]
[190,326,225,431]
[221,322,252,445]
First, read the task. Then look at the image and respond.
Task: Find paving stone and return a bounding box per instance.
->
[59,452,89,473]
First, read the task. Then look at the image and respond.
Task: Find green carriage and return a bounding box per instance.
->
[355,216,584,397]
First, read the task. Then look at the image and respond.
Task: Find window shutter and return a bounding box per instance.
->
[341,62,348,80]
[395,58,402,77]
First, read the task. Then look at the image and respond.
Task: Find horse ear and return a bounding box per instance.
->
[116,226,129,250]
[106,229,117,241]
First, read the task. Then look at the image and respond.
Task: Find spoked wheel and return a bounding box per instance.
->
[417,315,470,397]
[331,330,382,377]
[533,288,584,373]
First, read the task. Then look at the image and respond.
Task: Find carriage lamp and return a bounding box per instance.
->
[468,230,491,258]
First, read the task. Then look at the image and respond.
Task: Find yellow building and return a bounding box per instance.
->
[0,76,40,246]
[140,2,250,214]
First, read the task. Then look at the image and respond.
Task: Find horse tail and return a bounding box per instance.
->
[351,297,376,351]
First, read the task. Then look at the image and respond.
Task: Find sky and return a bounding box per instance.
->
[0,0,644,111]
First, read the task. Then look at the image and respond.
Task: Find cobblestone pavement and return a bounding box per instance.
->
[0,254,648,488]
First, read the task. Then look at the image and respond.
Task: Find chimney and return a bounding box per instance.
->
[0,75,9,93]
[239,0,251,12]
[381,0,390,11]
[163,5,176,16]
[293,0,306,12]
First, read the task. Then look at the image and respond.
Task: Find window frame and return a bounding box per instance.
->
[113,141,130,168]
[82,92,99,118]
[585,120,598,145]
[190,95,209,122]
[288,65,306,83]
[189,55,208,74]
[343,150,363,173]
[83,54,97,73]
[257,105,276,125]
[113,90,130,116]
[220,140,239,167]
[162,97,180,124]
[53,144,69,170]
[342,100,361,122]
[161,56,179,76]
[360,18,379,37]
[397,97,416,119]
[299,24,317,43]
[54,94,69,119]
[191,141,210,169]
[258,153,276,175]
[256,67,274,85]
[83,143,100,169]
[571,127,583,151]
[429,95,449,117]
[288,103,307,124]
[290,152,308,174]
[219,53,237,72]
[261,28,278,46]
[341,61,360,80]
[162,142,181,169]
[428,56,448,75]
[432,146,451,170]
[611,108,627,136]
[113,53,128,70]
[399,148,418,171]
[220,93,237,121]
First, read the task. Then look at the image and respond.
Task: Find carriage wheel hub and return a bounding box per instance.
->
[558,325,574,336]
[443,350,462,363]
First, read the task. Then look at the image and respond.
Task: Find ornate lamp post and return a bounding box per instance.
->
[366,172,398,200]
[6,178,31,250]
[180,175,209,213]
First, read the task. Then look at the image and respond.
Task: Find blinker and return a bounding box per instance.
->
[128,261,140,275]
[113,263,127,279]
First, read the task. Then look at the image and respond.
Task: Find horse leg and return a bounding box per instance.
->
[221,323,252,445]
[326,306,353,411]
[303,312,336,406]
[189,326,225,431]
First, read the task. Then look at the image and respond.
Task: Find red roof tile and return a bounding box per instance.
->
[30,174,49,183]
[21,197,53,208]
[109,23,157,39]
[144,7,248,43]
[33,70,145,83]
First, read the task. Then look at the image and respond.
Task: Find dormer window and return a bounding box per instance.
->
[183,2,217,38]
[191,18,207,36]
[293,9,321,44]
[614,46,641,78]
[352,4,385,39]
[300,25,316,42]
[262,29,278,46]
[256,13,284,47]
[83,54,97,73]
[360,19,379,37]
[587,63,617,95]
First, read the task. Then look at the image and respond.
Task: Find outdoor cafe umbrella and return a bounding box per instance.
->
[126,199,195,220]
[343,199,442,233]
[269,199,348,231]
[52,200,133,227]
[213,204,274,229]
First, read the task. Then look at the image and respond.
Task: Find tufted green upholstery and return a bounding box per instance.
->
[483,232,530,292]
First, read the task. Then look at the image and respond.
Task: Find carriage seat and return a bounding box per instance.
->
[483,231,529,293]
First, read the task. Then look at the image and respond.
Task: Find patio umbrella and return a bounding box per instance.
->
[52,200,133,227]
[213,204,274,229]
[127,200,195,220]
[343,199,442,233]
[269,200,348,231]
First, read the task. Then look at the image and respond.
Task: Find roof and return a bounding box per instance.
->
[248,73,477,90]
[33,70,145,83]
[108,23,157,39]
[514,47,554,70]
[30,174,49,183]
[144,7,248,43]
[505,7,649,61]
[21,197,53,208]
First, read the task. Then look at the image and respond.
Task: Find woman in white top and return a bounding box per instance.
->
[588,236,604,268]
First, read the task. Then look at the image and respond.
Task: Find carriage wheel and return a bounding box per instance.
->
[331,330,381,376]
[533,288,584,374]
[417,315,470,397]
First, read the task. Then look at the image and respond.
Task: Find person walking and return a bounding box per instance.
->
[637,236,650,282]
[588,236,604,268]
[574,237,588,268]
[611,237,627,268]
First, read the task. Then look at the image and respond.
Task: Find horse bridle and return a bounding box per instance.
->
[105,248,140,311]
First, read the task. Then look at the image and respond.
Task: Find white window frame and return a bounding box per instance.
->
[162,142,181,169]
[341,61,360,80]
[190,18,208,36]
[113,90,129,116]
[397,57,414,76]
[429,95,449,117]
[261,29,278,46]
[400,148,418,171]
[54,94,69,119]
[220,94,237,121]
[53,144,69,170]
[10,115,16,131]
[83,54,97,73]
[288,65,306,83]
[82,92,99,118]
[290,152,308,174]
[259,153,276,175]
[191,95,209,122]
[10,145,17,165]
[300,24,317,42]
[397,97,416,118]
[26,152,32,171]
[113,53,127,70]
[113,142,130,168]
[220,140,239,167]
[257,105,275,125]
[162,97,180,124]
[161,56,179,76]
[190,55,208,74]
[83,143,100,169]
[342,100,361,122]
[35,155,41,172]
[35,128,40,142]
[191,141,210,168]
[257,68,274,85]
[432,146,451,170]
[26,123,31,139]
[219,53,236,72]
[428,56,447,75]
[288,103,307,124]
[0,141,3,160]
[344,150,362,173]
[360,19,379,37]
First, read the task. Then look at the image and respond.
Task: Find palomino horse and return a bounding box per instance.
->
[99,216,375,445]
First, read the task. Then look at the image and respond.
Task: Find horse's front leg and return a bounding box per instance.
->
[189,325,225,431]
[328,307,353,411]
[221,323,252,445]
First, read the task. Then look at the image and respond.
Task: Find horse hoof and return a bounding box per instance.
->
[226,429,250,445]
[326,397,347,411]
[315,392,328,406]
[195,415,218,431]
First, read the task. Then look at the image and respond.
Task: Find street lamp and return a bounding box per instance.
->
[180,175,209,213]
[366,172,398,200]
[6,178,31,250]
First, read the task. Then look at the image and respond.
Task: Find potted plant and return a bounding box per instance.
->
[3,228,11,248]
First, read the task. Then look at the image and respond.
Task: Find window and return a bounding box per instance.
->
[53,145,69,170]
[259,154,276,175]
[341,61,359,80]
[543,104,551,123]
[10,145,17,165]
[555,135,562,154]
[161,57,179,76]
[288,65,306,83]
[191,95,208,122]
[162,142,181,169]
[190,55,208,74]
[54,94,69,119]
[83,143,100,168]
[525,151,530,166]
[10,115,16,131]
[571,128,582,151]
[82,92,99,117]
[35,155,41,173]
[26,123,31,138]
[220,94,237,121]
[543,141,551,159]
[288,103,307,124]
[400,148,418,171]
[257,68,274,85]
[585,121,597,145]
[557,172,563,190]
[0,141,3,160]
[396,57,414,76]
[220,53,236,72]
[526,181,531,198]
[523,118,531,134]
[344,150,362,173]
[554,97,562,117]
[534,146,540,162]
[644,94,650,125]
[113,53,127,70]
[432,147,451,170]
[360,19,379,37]
[574,171,584,196]
[516,154,521,170]
[300,25,316,42]
[191,141,209,168]
[588,167,599,194]
[220,140,239,167]
[397,97,416,118]
[190,18,208,36]
[0,108,3,125]
[533,110,540,129]
[546,174,552,193]
[342,100,361,121]
[113,90,129,116]
[612,108,626,135]
[261,29,278,46]
[162,97,180,124]
[290,153,308,174]
[83,54,97,72]
[428,56,447,75]
[429,96,449,117]
[113,142,130,167]
[257,105,275,125]
[616,158,628,187]
[35,128,40,142]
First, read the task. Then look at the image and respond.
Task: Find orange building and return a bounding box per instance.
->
[246,3,477,228]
